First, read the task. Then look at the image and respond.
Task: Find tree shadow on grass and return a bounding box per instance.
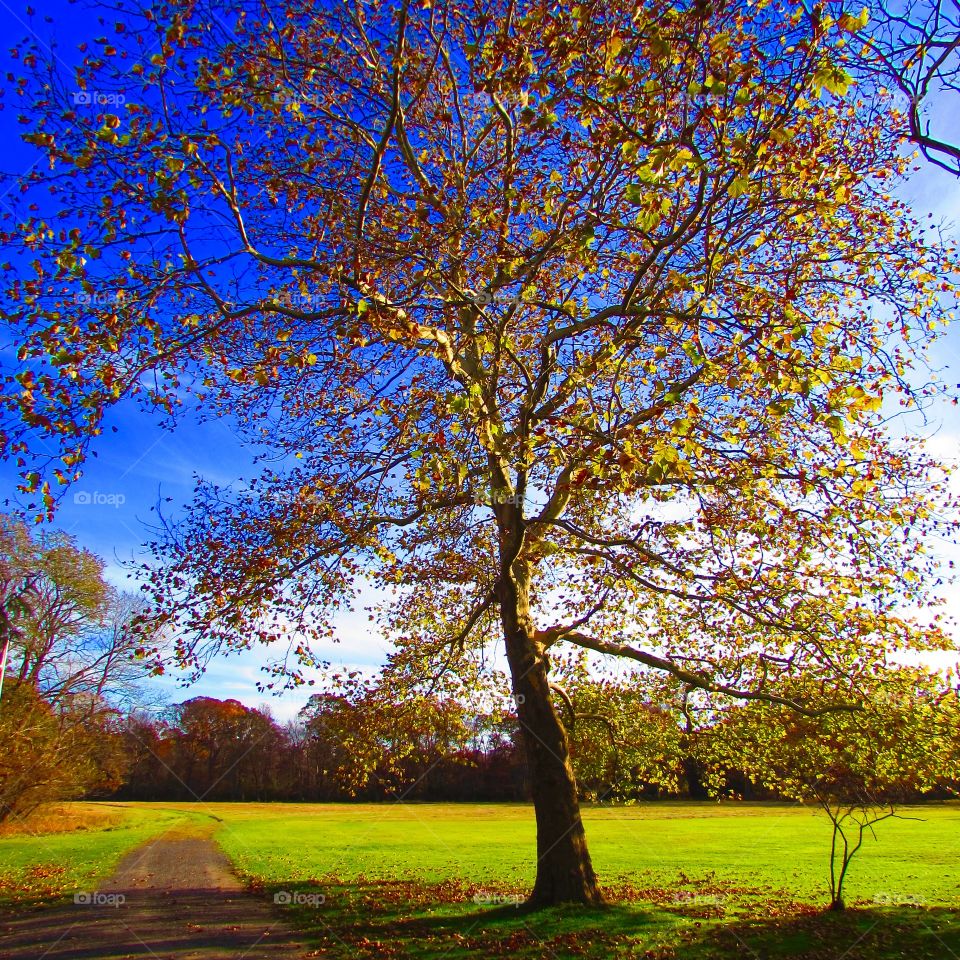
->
[266,878,960,960]
[266,877,685,959]
[678,905,960,960]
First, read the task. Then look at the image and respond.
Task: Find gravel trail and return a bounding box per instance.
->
[0,826,316,959]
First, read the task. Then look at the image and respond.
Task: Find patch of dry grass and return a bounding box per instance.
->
[0,802,126,838]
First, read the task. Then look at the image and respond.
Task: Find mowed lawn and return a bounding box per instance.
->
[208,800,960,904]
[1,801,958,958]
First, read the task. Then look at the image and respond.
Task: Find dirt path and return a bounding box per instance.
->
[0,827,317,959]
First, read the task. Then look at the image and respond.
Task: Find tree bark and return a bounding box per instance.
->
[497,546,603,908]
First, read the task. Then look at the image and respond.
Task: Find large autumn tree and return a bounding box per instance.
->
[2,0,957,903]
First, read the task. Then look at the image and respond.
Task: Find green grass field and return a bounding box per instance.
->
[1,801,958,958]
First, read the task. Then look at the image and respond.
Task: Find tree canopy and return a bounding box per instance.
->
[696,668,960,909]
[2,0,957,904]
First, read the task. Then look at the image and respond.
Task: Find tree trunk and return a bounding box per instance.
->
[497,549,603,908]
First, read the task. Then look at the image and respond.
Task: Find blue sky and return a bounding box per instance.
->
[1,0,959,721]
[0,1,399,719]
[0,383,396,720]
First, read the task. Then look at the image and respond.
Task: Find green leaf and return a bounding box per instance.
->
[812,64,853,97]
[635,208,661,231]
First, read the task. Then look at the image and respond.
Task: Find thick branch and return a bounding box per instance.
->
[538,628,859,716]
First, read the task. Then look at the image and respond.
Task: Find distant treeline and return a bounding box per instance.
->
[113,695,531,803]
[108,694,756,804]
